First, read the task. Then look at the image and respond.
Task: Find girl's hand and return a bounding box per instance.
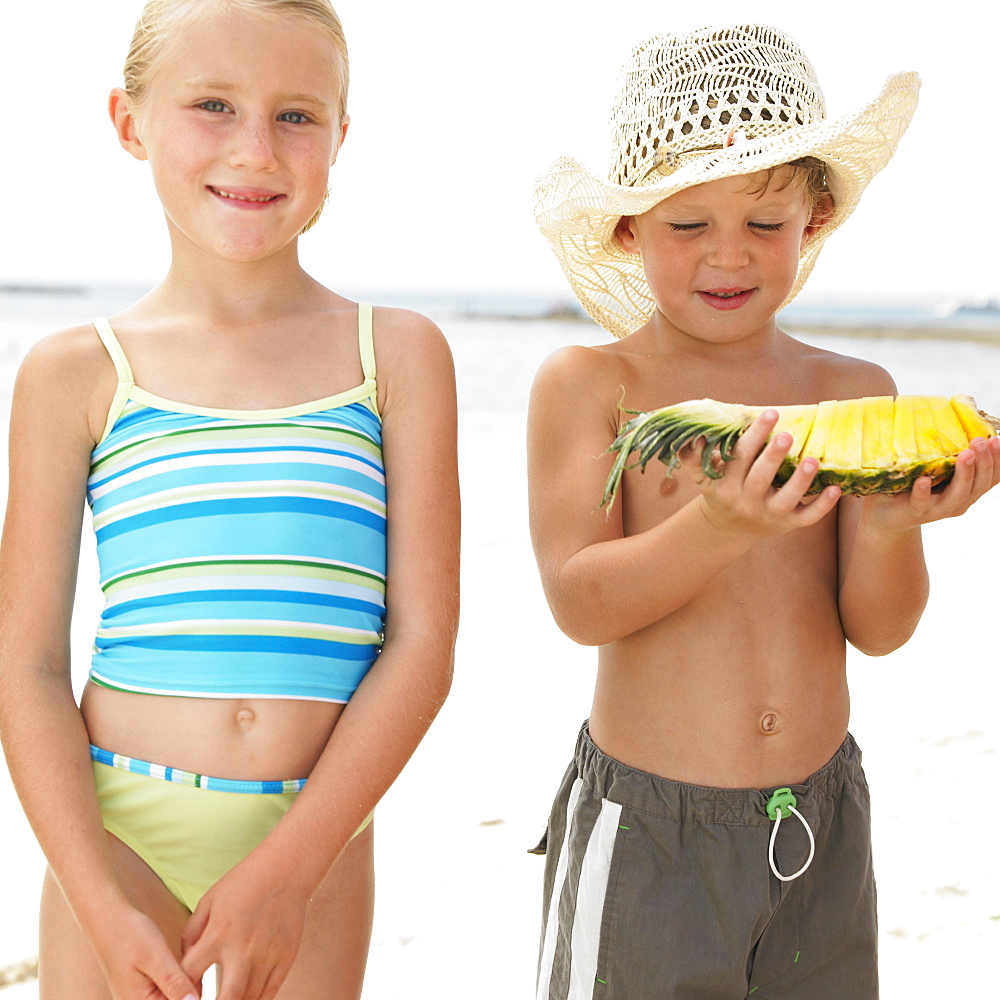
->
[685,409,841,539]
[860,435,1000,536]
[92,906,199,1000]
[180,858,310,1000]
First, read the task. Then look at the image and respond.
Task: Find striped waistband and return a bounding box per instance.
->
[90,744,307,794]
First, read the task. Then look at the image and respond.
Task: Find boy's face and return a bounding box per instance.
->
[616,168,822,345]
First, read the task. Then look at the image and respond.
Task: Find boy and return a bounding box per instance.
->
[527,25,1000,1000]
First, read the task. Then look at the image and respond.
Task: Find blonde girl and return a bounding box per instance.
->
[0,2,459,999]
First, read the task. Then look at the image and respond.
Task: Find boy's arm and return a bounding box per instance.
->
[527,346,839,646]
[837,435,1000,655]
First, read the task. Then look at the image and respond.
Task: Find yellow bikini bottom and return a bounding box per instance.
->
[93,759,372,911]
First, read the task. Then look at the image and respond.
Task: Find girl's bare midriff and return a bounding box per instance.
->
[588,449,850,790]
[81,684,343,780]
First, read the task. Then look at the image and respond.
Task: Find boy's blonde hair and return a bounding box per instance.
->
[124,0,350,123]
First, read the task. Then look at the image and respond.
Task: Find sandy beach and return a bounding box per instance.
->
[1,309,998,998]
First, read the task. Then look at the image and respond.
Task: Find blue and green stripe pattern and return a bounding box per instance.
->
[86,316,386,703]
[90,744,306,793]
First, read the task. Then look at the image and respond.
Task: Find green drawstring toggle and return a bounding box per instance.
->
[766,787,797,821]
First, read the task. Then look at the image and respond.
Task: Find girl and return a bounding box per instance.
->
[0,2,459,1000]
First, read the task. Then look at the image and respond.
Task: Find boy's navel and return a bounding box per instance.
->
[760,712,779,734]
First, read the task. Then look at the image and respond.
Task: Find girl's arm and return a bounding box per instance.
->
[527,345,839,646]
[0,331,199,1000]
[180,309,460,998]
[837,435,1000,655]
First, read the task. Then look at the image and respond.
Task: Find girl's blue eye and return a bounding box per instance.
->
[198,100,228,113]
[278,111,310,124]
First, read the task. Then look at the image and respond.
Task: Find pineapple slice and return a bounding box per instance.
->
[951,394,997,441]
[825,398,865,471]
[770,405,815,461]
[892,395,920,462]
[801,400,837,463]
[861,396,895,469]
[603,393,999,507]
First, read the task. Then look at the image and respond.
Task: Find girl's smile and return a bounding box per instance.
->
[207,185,287,208]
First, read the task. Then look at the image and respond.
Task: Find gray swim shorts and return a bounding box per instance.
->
[533,724,877,999]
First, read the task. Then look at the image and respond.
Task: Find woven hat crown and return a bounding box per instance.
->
[611,26,826,188]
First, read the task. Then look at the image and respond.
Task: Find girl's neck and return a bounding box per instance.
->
[151,235,331,327]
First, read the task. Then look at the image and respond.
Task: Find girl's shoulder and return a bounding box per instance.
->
[20,322,113,381]
[366,306,455,420]
[369,305,454,376]
[14,322,117,445]
[370,305,449,352]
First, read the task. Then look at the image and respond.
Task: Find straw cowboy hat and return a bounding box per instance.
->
[533,25,920,338]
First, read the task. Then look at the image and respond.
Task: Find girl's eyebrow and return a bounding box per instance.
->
[179,78,329,107]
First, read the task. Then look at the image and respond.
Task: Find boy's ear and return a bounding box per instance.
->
[109,88,148,162]
[802,193,835,247]
[614,215,641,255]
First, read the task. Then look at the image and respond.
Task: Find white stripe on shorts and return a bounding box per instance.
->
[567,798,622,1000]
[537,777,584,1000]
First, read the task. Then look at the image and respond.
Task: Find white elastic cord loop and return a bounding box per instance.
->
[768,805,816,882]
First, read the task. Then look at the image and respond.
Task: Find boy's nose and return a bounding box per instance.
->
[229,118,279,171]
[705,233,750,270]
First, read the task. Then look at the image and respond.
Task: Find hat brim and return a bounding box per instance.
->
[534,72,920,338]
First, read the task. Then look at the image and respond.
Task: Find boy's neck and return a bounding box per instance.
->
[635,309,792,363]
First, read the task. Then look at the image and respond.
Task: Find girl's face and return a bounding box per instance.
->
[616,169,823,346]
[112,11,347,266]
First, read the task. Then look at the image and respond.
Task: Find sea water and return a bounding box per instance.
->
[1,286,998,996]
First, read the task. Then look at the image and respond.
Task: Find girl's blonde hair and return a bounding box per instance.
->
[124,0,350,122]
[123,0,349,233]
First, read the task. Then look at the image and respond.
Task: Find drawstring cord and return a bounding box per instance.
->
[765,788,815,882]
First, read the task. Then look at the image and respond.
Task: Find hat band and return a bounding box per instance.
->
[632,126,757,186]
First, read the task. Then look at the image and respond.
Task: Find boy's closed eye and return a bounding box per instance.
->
[667,221,787,233]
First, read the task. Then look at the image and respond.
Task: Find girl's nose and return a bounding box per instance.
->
[229,117,279,171]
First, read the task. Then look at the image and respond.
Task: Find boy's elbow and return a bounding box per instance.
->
[844,617,921,657]
[546,594,620,647]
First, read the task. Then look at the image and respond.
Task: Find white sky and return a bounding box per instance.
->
[1,0,997,302]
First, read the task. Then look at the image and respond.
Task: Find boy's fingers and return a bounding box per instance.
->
[794,484,841,524]
[743,429,794,493]
[735,410,780,461]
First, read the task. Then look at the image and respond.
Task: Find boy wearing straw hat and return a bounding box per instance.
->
[528,25,999,999]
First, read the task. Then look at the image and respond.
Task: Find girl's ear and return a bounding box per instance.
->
[614,215,640,255]
[331,115,350,164]
[802,193,834,247]
[109,88,148,161]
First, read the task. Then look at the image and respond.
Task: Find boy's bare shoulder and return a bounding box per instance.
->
[792,339,898,397]
[533,339,636,401]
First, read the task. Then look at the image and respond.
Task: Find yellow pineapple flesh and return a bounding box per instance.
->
[603,394,1000,507]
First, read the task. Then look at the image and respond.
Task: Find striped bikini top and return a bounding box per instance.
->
[87,306,386,703]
